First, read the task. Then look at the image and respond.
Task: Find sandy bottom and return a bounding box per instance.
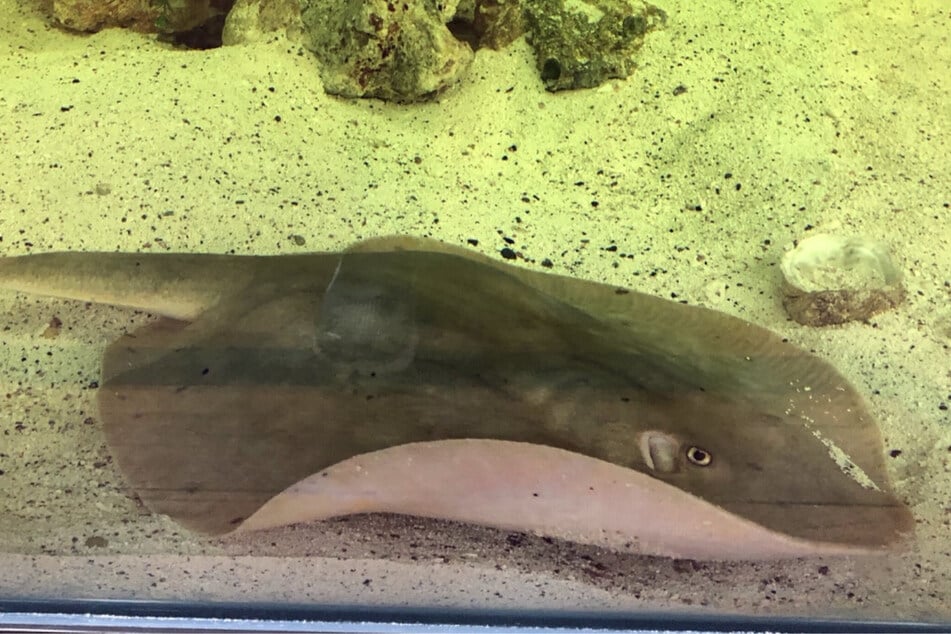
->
[0,0,948,624]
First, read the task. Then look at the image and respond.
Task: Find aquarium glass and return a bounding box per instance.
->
[0,0,948,627]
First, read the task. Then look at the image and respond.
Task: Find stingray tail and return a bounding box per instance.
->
[0,251,256,320]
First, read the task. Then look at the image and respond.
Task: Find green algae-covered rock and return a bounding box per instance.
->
[300,0,474,102]
[525,0,665,91]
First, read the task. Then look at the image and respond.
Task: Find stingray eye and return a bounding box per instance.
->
[686,446,713,466]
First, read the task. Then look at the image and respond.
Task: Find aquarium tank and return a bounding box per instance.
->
[0,0,948,631]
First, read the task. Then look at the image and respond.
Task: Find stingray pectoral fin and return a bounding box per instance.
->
[233,440,884,561]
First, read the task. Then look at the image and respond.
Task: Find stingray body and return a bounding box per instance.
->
[0,237,912,559]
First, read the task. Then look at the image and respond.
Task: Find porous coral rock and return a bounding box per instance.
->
[50,0,222,33]
[473,0,526,50]
[300,0,474,102]
[525,0,665,91]
[222,0,303,45]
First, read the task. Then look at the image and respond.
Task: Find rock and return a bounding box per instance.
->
[49,0,224,33]
[456,0,477,16]
[524,0,666,91]
[48,0,669,97]
[300,0,474,102]
[222,0,304,45]
[780,234,905,327]
[474,0,526,50]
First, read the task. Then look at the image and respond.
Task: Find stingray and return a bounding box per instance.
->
[0,236,913,560]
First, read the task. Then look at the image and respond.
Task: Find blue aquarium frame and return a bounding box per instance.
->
[0,599,948,633]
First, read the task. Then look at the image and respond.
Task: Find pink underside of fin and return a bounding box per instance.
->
[234,439,877,561]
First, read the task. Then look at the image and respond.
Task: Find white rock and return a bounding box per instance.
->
[780,234,904,326]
